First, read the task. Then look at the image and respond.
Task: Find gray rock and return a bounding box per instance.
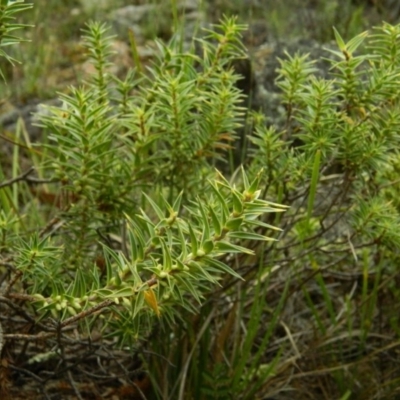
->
[108,5,157,43]
[79,0,114,13]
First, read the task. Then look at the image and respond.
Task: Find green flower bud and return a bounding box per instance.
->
[67,306,77,316]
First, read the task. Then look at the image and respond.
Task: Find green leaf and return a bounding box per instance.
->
[346,30,368,54]
[307,149,321,220]
[71,269,87,298]
[128,215,148,261]
[107,286,135,298]
[231,189,244,216]
[241,165,250,190]
[197,199,211,242]
[209,183,229,222]
[247,168,263,196]
[228,231,276,241]
[201,239,214,254]
[186,260,217,282]
[172,190,183,213]
[160,237,172,271]
[127,224,138,262]
[245,199,288,215]
[142,192,165,220]
[246,219,283,231]
[174,274,203,303]
[214,241,254,254]
[208,205,222,237]
[333,26,346,52]
[96,288,115,297]
[132,291,145,320]
[224,217,244,231]
[101,245,122,282]
[176,222,188,259]
[188,222,199,256]
[203,257,243,280]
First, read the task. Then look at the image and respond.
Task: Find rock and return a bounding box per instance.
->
[109,5,157,43]
[79,0,112,13]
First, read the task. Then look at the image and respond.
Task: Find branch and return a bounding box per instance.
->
[0,167,59,189]
[0,167,34,188]
[60,299,115,329]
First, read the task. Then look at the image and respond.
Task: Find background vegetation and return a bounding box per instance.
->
[1,1,400,399]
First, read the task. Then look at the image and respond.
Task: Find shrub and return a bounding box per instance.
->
[0,6,286,399]
[2,1,400,398]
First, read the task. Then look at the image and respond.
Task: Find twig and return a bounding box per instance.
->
[3,271,23,295]
[60,299,115,328]
[39,216,64,238]
[3,332,54,341]
[67,370,84,400]
[8,364,45,383]
[0,295,48,328]
[57,320,84,400]
[26,176,59,184]
[6,290,36,301]
[0,167,34,188]
[0,133,36,151]
[1,298,114,344]
[0,320,3,354]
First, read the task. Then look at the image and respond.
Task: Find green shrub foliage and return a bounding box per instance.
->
[251,24,400,253]
[2,2,400,398]
[4,18,286,345]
